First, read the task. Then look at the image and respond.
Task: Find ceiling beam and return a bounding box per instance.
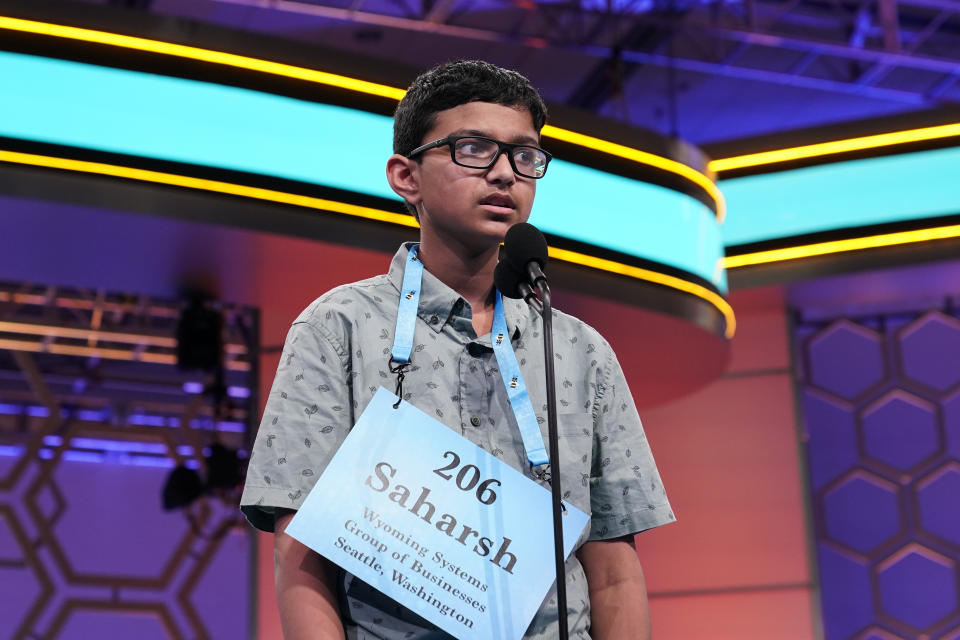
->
[210,0,952,102]
[877,0,902,52]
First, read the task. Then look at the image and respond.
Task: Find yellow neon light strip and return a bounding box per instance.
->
[0,320,176,347]
[0,149,420,228]
[543,125,726,222]
[0,148,734,337]
[0,338,250,370]
[549,246,736,339]
[0,16,722,219]
[710,122,960,173]
[723,223,960,269]
[0,16,407,101]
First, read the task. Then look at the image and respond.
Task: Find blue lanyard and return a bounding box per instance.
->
[391,245,549,468]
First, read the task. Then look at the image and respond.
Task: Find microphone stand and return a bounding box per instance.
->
[520,278,568,640]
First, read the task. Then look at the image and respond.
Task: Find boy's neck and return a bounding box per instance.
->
[417,235,498,335]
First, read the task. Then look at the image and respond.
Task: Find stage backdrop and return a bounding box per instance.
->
[795,295,960,639]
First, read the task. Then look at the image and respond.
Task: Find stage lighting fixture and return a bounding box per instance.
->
[176,296,223,372]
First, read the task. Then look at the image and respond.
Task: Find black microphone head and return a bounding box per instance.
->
[503,222,549,272]
[494,259,526,299]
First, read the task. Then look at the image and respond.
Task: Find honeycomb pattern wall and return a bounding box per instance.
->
[0,444,251,640]
[796,309,960,640]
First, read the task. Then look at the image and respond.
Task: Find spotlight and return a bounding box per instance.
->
[161,443,243,511]
[176,295,223,372]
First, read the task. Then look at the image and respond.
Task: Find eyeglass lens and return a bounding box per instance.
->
[452,137,548,178]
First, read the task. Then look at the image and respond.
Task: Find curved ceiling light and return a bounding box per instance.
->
[551,247,736,338]
[723,223,960,269]
[0,15,723,220]
[709,122,960,173]
[0,149,419,228]
[543,126,726,222]
[0,148,736,337]
[0,15,407,100]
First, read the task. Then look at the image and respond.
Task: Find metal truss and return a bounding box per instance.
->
[200,0,960,105]
[0,278,255,639]
[0,281,257,459]
[0,282,251,372]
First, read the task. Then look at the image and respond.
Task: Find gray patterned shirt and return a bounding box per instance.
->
[241,243,675,639]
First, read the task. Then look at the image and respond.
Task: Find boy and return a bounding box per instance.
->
[241,60,674,639]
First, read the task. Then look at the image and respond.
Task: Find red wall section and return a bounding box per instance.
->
[637,286,817,638]
[247,238,393,640]
[650,588,815,639]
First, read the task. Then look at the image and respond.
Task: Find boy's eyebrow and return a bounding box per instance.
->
[447,129,541,145]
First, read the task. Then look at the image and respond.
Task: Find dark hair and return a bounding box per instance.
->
[393,60,548,157]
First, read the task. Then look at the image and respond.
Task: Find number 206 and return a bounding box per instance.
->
[432,451,501,505]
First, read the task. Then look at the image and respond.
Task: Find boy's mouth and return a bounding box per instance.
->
[479,194,515,211]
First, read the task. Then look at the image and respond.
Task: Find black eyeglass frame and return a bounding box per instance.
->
[406,135,553,179]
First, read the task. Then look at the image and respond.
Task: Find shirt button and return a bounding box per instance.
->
[470,416,481,427]
[430,315,440,325]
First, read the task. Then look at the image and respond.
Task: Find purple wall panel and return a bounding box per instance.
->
[57,609,173,640]
[189,528,251,639]
[796,309,960,640]
[52,462,190,579]
[0,452,251,639]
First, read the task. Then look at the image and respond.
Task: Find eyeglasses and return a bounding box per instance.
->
[406,136,552,179]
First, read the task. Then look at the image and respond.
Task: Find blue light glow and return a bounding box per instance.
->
[227,386,251,399]
[0,443,180,467]
[129,414,169,427]
[720,146,960,247]
[60,450,176,467]
[214,421,245,433]
[0,50,726,290]
[534,163,726,289]
[0,50,395,198]
[70,437,169,454]
[76,409,106,422]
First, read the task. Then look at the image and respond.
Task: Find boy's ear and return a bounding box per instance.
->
[386,154,421,209]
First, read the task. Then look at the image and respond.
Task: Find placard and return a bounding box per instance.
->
[286,387,589,640]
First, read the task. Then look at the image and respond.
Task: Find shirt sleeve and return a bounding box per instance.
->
[587,341,676,540]
[240,315,352,532]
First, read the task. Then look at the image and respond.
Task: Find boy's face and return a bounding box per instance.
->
[404,102,539,252]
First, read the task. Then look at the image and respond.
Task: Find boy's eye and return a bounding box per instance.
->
[456,138,495,157]
[515,149,535,165]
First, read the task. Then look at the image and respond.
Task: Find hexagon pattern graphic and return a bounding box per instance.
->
[0,445,251,639]
[899,312,960,392]
[854,629,907,640]
[799,309,960,640]
[0,288,257,640]
[861,391,942,472]
[877,545,958,630]
[822,473,902,554]
[917,464,960,548]
[808,320,886,400]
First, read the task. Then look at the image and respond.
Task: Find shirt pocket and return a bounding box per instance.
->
[554,412,593,519]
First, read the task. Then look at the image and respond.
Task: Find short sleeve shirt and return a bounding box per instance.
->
[240,243,675,639]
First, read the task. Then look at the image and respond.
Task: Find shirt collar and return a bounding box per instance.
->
[388,242,531,338]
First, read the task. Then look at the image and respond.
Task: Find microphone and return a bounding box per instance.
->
[494,259,525,299]
[500,222,568,638]
[502,222,549,289]
[495,258,543,312]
